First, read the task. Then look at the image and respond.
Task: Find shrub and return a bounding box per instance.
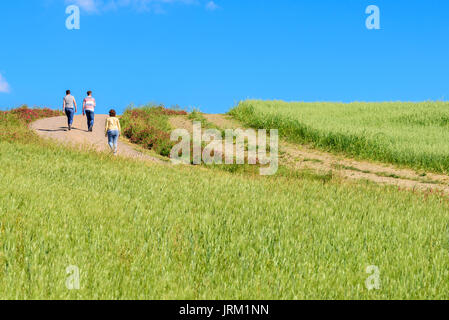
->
[120,104,186,157]
[8,105,62,124]
[0,106,62,143]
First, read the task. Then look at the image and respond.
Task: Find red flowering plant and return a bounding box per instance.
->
[120,104,187,157]
[0,105,63,143]
[5,105,62,124]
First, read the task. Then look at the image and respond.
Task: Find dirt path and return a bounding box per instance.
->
[31,115,162,162]
[202,114,449,193]
[32,113,449,193]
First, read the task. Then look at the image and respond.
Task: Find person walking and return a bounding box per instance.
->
[105,109,121,155]
[82,91,96,132]
[63,90,77,131]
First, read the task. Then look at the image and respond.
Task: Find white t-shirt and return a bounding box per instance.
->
[64,95,75,109]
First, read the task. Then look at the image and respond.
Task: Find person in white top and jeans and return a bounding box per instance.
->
[63,90,77,131]
[83,90,96,132]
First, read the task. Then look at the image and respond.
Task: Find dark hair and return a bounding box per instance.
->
[66,90,71,95]
[87,91,92,96]
[109,109,116,117]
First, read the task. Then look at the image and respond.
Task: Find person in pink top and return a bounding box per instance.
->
[82,90,96,132]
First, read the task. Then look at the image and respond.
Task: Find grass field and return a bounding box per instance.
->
[2,109,449,299]
[230,100,449,173]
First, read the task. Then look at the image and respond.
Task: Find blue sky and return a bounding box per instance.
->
[0,0,448,114]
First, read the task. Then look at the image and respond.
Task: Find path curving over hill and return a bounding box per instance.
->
[201,114,449,194]
[31,114,162,162]
[31,113,449,194]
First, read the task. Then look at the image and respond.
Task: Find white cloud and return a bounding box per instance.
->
[0,74,11,94]
[65,0,99,13]
[65,0,200,13]
[205,1,219,11]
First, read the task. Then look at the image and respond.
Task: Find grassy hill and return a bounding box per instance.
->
[1,107,449,299]
[230,100,449,173]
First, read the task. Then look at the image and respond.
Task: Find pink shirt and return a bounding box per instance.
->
[83,96,96,111]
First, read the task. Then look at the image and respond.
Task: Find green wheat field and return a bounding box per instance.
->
[1,103,449,299]
[230,100,449,173]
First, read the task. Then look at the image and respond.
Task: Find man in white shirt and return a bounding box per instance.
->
[63,90,77,131]
[83,90,96,132]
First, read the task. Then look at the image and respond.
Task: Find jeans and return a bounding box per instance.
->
[107,130,119,152]
[65,108,74,126]
[85,110,94,129]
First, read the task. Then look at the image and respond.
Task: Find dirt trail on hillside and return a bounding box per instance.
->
[31,115,162,162]
[201,114,449,193]
[32,114,449,193]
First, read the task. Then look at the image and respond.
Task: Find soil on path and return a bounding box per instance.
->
[31,114,162,162]
[32,113,449,193]
[201,114,449,193]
